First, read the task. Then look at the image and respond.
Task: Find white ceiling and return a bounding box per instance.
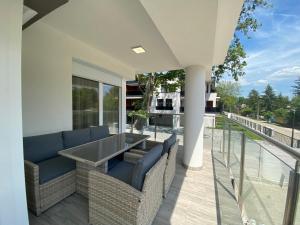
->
[42,0,243,74]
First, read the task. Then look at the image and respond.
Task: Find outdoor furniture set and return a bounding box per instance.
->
[23,126,178,225]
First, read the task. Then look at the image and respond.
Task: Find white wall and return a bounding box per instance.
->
[205,92,218,107]
[0,0,29,224]
[22,22,134,136]
[149,92,181,114]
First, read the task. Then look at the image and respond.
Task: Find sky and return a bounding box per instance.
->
[224,0,300,99]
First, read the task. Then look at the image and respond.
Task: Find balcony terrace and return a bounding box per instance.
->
[28,128,243,225]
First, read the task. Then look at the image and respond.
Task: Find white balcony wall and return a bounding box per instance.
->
[22,22,135,136]
[0,0,29,224]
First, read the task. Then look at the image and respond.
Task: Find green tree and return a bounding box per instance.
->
[292,77,300,96]
[213,0,270,81]
[247,89,260,112]
[273,108,289,125]
[216,81,240,112]
[275,93,289,109]
[236,96,247,113]
[241,107,253,117]
[289,96,300,128]
[262,84,276,112]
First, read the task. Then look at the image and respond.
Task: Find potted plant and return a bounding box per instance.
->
[128,110,149,134]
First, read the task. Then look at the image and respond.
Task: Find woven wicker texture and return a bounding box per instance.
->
[24,160,76,215]
[126,139,179,198]
[163,140,179,197]
[88,154,167,225]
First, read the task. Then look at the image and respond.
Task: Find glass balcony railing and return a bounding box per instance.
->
[212,118,300,225]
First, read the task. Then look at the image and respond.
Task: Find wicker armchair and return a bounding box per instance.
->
[88,154,167,225]
[163,140,179,197]
[124,139,179,197]
[24,160,76,216]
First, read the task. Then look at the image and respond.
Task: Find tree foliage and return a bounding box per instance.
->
[216,81,240,112]
[262,84,276,111]
[292,77,300,96]
[247,89,260,111]
[213,0,271,81]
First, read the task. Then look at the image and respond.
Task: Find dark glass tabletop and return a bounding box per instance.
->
[59,133,149,167]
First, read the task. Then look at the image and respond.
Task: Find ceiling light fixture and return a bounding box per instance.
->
[132,46,146,54]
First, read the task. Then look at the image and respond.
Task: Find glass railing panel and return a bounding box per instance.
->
[211,128,223,152]
[229,130,242,184]
[242,138,292,225]
[295,186,300,224]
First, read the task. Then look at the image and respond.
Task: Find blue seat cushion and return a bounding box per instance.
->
[131,144,163,191]
[23,132,63,163]
[162,133,177,155]
[37,156,76,184]
[108,161,135,185]
[63,128,91,148]
[108,154,123,171]
[90,126,110,141]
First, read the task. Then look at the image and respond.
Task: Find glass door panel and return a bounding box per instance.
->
[103,84,120,134]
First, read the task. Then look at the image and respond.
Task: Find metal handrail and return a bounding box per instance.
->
[219,116,300,225]
[228,116,300,161]
[231,114,300,148]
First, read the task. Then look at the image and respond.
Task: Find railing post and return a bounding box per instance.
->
[238,133,246,201]
[222,125,226,159]
[283,161,300,225]
[227,123,231,168]
[154,114,157,141]
[131,115,134,133]
[258,146,262,179]
[212,128,214,151]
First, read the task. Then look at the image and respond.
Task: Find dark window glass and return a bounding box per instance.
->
[103,84,120,134]
[166,99,172,107]
[157,99,164,107]
[166,99,173,110]
[72,76,99,129]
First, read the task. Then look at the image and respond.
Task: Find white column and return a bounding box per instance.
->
[120,79,127,133]
[0,0,29,224]
[183,65,206,169]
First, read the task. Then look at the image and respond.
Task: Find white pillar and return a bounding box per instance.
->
[183,65,206,169]
[0,0,29,224]
[120,79,127,133]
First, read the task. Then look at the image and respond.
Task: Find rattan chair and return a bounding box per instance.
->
[124,140,179,197]
[24,160,76,216]
[88,154,167,225]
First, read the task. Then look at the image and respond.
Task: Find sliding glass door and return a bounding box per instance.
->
[72,76,99,129]
[103,84,120,134]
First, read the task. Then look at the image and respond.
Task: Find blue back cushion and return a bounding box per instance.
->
[63,128,91,148]
[131,144,163,191]
[162,133,177,155]
[90,126,109,141]
[23,132,63,163]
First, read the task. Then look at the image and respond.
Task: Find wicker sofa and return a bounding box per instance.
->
[23,126,110,215]
[125,133,178,197]
[88,144,167,225]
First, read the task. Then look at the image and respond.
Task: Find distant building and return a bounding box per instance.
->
[126,79,219,113]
